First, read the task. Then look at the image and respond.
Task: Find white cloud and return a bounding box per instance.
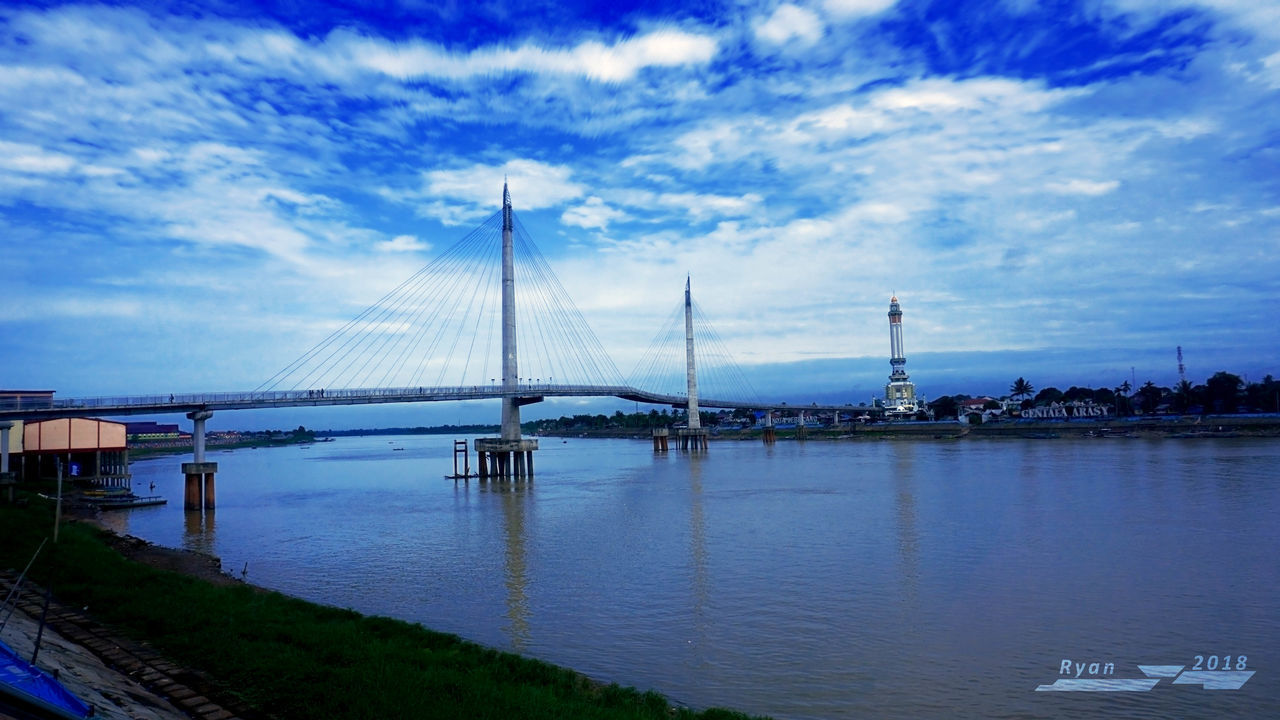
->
[754,5,825,47]
[376,234,430,252]
[336,27,718,82]
[822,0,898,19]
[658,192,763,220]
[420,159,585,221]
[0,141,76,173]
[1046,179,1120,196]
[563,197,628,230]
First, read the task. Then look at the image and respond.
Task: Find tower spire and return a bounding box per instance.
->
[883,295,919,418]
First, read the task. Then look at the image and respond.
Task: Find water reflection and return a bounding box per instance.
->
[688,453,709,669]
[487,481,531,651]
[183,509,216,556]
[892,443,919,612]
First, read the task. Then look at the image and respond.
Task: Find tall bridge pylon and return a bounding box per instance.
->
[476,181,538,479]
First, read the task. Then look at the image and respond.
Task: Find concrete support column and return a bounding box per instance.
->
[184,471,202,510]
[0,421,12,474]
[182,411,217,512]
[1,422,15,504]
[652,427,669,452]
[188,410,212,463]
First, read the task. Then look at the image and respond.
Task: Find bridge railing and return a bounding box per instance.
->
[2,384,812,417]
[6,384,654,412]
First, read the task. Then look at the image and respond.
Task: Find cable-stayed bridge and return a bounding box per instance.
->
[1,183,871,496]
[3,183,863,422]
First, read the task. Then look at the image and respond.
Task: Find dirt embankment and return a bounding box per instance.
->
[99,532,242,587]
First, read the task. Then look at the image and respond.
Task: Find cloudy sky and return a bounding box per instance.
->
[3,0,1278,425]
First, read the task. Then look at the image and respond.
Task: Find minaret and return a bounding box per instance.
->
[883,295,918,417]
[888,295,908,383]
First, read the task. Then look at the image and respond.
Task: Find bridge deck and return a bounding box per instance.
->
[0,385,873,421]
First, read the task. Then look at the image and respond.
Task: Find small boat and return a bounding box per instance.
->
[93,495,168,509]
[81,487,131,497]
[0,638,94,719]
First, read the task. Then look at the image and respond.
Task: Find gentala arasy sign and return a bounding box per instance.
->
[1019,402,1110,420]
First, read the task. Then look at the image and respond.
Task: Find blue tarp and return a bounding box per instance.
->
[0,638,93,719]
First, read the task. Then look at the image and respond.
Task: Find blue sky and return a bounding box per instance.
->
[2,0,1278,428]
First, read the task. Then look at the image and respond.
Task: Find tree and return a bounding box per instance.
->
[1137,381,1163,415]
[930,395,960,419]
[1171,379,1196,413]
[1062,386,1095,403]
[1245,374,1280,413]
[1010,377,1034,400]
[1205,371,1244,413]
[1094,387,1116,406]
[1034,387,1063,405]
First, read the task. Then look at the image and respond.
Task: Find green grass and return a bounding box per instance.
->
[1,497,766,720]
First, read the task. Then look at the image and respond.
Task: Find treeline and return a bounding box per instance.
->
[931,371,1280,418]
[319,424,499,436]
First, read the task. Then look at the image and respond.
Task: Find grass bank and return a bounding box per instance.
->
[1,495,764,720]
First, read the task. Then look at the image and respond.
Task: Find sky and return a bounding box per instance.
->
[2,0,1278,429]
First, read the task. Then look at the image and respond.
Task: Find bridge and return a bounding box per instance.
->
[1,182,878,501]
[0,385,860,421]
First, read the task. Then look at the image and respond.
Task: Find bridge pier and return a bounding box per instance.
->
[1,421,14,503]
[474,438,537,481]
[652,427,669,452]
[762,410,776,444]
[677,427,709,452]
[182,410,217,511]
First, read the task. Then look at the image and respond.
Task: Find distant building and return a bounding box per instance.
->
[0,389,54,411]
[880,296,920,418]
[125,421,181,440]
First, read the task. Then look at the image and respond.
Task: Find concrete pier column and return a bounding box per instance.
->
[188,410,212,463]
[2,422,14,474]
[203,472,216,509]
[652,427,669,452]
[183,410,217,512]
[763,410,776,444]
[184,470,202,510]
[475,438,538,483]
[0,422,13,504]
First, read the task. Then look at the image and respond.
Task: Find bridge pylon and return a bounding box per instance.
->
[677,277,709,452]
[475,181,537,479]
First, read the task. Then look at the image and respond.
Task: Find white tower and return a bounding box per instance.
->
[884,295,918,417]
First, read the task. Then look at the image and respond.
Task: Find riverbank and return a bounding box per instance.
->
[1,496,765,720]
[539,413,1280,441]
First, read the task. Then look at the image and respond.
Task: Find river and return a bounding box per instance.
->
[103,434,1279,719]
